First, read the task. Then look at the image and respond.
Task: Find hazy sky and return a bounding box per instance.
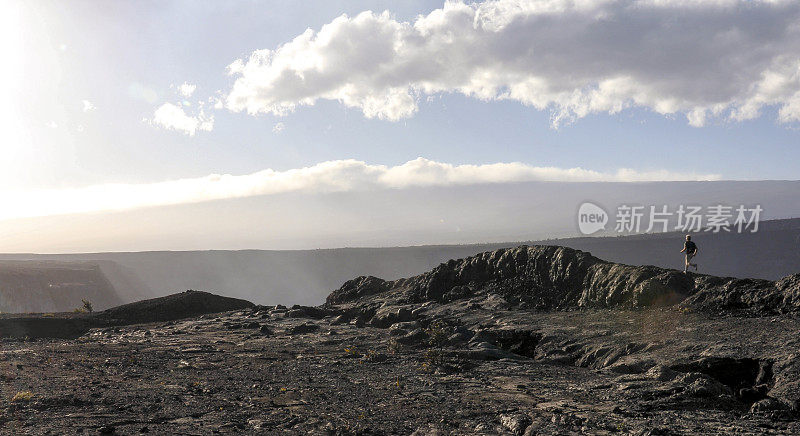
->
[2,0,800,251]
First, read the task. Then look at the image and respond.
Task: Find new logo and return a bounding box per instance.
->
[577,202,608,235]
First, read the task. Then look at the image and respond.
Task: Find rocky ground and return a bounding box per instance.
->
[1,245,800,435]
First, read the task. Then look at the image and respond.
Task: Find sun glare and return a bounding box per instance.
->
[0,1,27,158]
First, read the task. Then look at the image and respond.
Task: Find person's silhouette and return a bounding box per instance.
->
[680,234,698,273]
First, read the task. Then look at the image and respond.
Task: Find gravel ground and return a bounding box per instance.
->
[1,303,799,435]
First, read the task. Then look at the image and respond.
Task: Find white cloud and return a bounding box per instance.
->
[151,102,214,136]
[0,158,720,221]
[82,100,95,112]
[46,121,58,129]
[272,122,285,133]
[178,82,197,97]
[223,0,800,127]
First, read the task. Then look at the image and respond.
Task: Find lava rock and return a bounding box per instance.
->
[500,413,531,435]
[289,323,320,335]
[750,397,787,413]
[646,365,680,382]
[370,306,413,328]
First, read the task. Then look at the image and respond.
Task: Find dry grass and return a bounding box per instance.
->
[11,391,34,402]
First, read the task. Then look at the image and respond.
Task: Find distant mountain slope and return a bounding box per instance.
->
[4,180,800,253]
[0,218,798,306]
[0,261,123,313]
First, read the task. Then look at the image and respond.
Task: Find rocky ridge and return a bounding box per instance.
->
[327,245,800,315]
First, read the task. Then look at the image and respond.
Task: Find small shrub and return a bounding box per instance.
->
[343,347,360,358]
[387,338,401,355]
[424,348,447,367]
[425,320,449,348]
[11,391,34,402]
[360,349,388,363]
[73,299,94,313]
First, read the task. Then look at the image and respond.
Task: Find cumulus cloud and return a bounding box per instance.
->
[0,158,719,221]
[81,100,95,112]
[151,102,214,136]
[223,0,800,127]
[178,81,197,97]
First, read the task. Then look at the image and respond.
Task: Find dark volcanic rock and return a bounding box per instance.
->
[0,316,92,339]
[285,305,334,319]
[685,272,800,315]
[0,290,257,339]
[93,290,254,325]
[327,245,800,315]
[289,323,320,335]
[7,272,800,433]
[669,357,772,399]
[327,275,391,305]
[329,246,697,310]
[370,306,413,328]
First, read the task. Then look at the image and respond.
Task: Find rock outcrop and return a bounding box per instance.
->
[0,290,255,339]
[327,245,800,315]
[328,246,693,309]
[687,273,800,315]
[93,289,254,325]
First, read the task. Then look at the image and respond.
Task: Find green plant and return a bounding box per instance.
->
[418,319,451,372]
[73,299,94,313]
[425,320,449,348]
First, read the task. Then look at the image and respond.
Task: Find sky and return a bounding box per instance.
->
[1,0,800,252]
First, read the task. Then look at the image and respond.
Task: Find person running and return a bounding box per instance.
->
[680,234,698,273]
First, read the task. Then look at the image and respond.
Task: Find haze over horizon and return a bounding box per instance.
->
[0,181,797,254]
[3,0,800,252]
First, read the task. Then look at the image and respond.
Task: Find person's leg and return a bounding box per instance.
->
[688,253,697,270]
[685,254,690,272]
